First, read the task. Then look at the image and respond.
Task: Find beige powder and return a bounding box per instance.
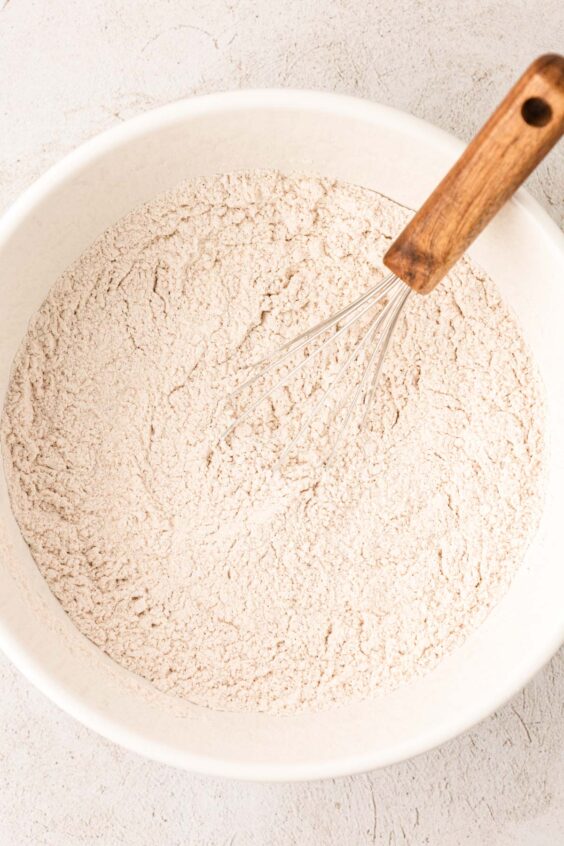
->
[0,171,545,713]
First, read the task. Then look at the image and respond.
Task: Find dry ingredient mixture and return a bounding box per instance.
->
[1,172,545,713]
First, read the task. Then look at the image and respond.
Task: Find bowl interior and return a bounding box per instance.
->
[0,92,563,780]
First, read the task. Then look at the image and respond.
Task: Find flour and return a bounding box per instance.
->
[0,172,545,713]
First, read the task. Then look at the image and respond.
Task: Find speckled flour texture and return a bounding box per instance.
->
[1,172,545,713]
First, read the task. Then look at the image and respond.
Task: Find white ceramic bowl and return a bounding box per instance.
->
[0,91,563,782]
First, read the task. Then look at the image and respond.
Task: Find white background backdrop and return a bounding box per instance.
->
[1,1,563,843]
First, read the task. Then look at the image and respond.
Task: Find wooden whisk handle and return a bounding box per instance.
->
[383,54,564,294]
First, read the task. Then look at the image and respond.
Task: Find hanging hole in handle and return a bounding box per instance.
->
[521,97,553,127]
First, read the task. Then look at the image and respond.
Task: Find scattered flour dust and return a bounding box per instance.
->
[1,172,545,713]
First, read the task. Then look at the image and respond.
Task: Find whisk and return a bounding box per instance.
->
[224,55,564,456]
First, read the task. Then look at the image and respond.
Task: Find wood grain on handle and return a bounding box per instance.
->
[383,54,564,294]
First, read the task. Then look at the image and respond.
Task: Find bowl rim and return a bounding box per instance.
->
[0,88,563,782]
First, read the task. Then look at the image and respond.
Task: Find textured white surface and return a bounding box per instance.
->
[0,1,562,843]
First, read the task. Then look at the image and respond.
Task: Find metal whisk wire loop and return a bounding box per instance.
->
[222,273,410,458]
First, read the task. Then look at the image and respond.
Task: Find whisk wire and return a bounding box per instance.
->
[222,273,410,456]
[255,272,398,366]
[221,275,398,438]
[228,273,398,400]
[360,281,410,427]
[278,293,396,462]
[326,283,409,461]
